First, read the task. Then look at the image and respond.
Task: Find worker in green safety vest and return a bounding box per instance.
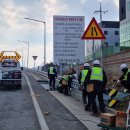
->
[117,63,130,93]
[78,63,90,111]
[60,73,73,95]
[48,64,57,90]
[84,60,107,116]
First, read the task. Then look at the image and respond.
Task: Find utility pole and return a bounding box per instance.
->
[94,2,108,67]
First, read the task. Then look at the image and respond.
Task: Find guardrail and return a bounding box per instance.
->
[28,69,82,95]
[25,69,122,115]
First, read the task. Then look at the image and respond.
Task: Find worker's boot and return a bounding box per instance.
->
[91,112,99,117]
[85,104,91,111]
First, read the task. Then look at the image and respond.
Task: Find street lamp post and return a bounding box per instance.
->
[18,40,29,68]
[24,17,46,66]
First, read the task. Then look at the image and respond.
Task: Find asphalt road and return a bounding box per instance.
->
[0,71,88,130]
[0,75,41,130]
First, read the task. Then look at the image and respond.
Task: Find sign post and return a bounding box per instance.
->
[81,17,106,67]
[32,56,38,69]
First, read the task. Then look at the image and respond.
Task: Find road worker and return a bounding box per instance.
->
[48,64,57,90]
[117,63,130,93]
[60,73,73,95]
[84,60,107,116]
[78,63,91,111]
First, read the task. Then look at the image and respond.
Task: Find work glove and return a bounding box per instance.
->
[124,88,128,93]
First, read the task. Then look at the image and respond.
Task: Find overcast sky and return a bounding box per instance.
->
[0,0,119,68]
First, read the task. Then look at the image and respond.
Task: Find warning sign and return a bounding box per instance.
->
[32,56,38,60]
[81,17,106,40]
[0,51,21,62]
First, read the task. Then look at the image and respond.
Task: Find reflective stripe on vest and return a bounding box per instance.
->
[81,69,88,83]
[62,75,69,81]
[123,69,130,81]
[49,67,54,74]
[90,67,103,81]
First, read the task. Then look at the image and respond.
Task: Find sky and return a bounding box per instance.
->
[0,0,119,68]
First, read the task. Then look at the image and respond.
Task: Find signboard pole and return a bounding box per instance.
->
[92,39,95,60]
[76,63,79,78]
[32,56,38,69]
[59,63,62,76]
[34,60,36,69]
[81,17,106,67]
[100,43,103,68]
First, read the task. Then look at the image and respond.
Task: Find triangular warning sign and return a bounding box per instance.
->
[32,56,38,60]
[81,17,106,40]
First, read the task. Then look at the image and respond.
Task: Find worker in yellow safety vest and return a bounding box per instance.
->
[78,63,90,111]
[84,60,107,116]
[60,73,73,95]
[117,63,130,93]
[48,64,57,90]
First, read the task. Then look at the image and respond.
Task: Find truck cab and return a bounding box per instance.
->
[0,51,22,89]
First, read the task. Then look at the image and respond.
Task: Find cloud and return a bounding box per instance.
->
[0,0,27,31]
[114,0,119,8]
[80,0,88,4]
[39,0,68,33]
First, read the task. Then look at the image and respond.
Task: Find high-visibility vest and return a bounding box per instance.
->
[81,69,88,83]
[49,67,54,74]
[123,69,130,81]
[62,75,69,81]
[90,67,103,81]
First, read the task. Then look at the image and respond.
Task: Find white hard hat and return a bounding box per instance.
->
[120,64,128,70]
[73,74,77,79]
[84,63,90,67]
[93,60,100,65]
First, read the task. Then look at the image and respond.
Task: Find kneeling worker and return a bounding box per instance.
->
[117,63,130,93]
[60,73,72,95]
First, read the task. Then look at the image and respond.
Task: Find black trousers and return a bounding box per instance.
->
[49,76,56,90]
[89,85,105,113]
[82,89,87,104]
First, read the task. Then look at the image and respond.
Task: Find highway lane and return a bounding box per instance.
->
[0,74,41,130]
[26,71,88,130]
[0,71,88,130]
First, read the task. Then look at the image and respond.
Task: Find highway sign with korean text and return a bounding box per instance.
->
[53,15,85,64]
[81,17,106,40]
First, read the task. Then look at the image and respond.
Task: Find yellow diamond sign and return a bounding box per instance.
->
[81,17,106,40]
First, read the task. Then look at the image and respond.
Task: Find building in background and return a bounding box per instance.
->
[120,0,130,50]
[86,21,120,61]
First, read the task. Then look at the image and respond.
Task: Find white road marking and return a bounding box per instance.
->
[24,73,49,130]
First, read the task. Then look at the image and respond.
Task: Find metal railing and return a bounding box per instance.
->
[85,46,120,61]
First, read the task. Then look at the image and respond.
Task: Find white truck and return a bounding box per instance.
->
[0,51,22,89]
